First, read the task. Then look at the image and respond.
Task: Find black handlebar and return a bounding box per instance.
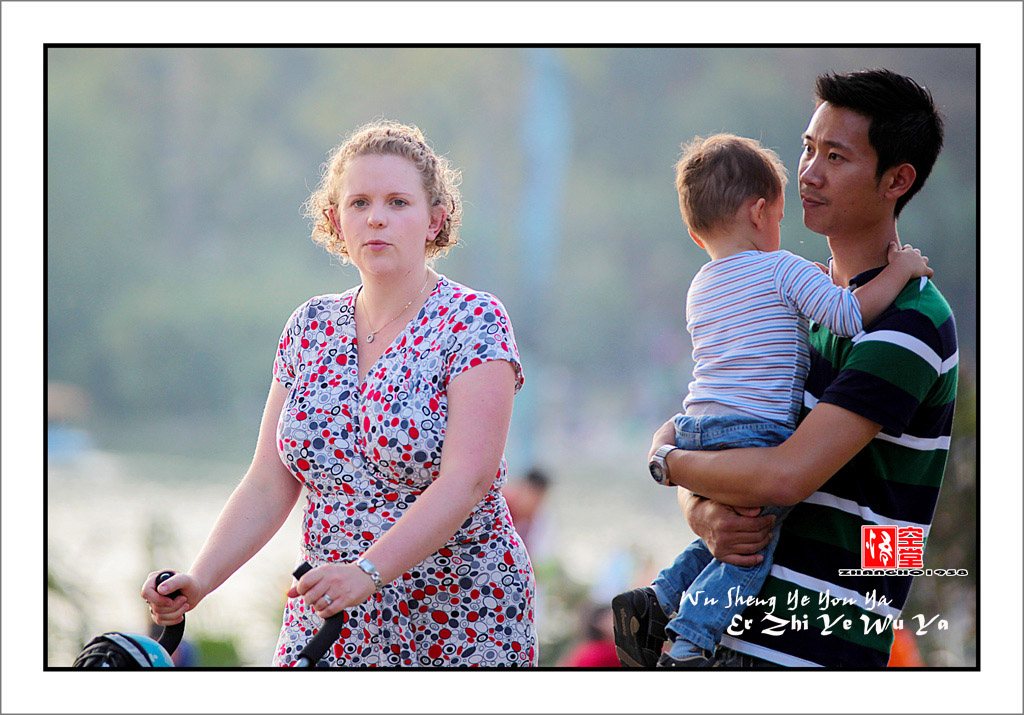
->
[291,562,348,667]
[153,563,348,666]
[154,570,185,656]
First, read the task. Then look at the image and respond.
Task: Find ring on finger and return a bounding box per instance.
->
[323,594,333,607]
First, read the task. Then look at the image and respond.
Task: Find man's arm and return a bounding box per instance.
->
[651,403,883,507]
[678,489,775,566]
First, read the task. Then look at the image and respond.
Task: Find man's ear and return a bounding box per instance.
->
[687,228,705,249]
[881,163,917,201]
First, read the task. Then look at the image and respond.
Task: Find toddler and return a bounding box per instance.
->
[612,134,932,668]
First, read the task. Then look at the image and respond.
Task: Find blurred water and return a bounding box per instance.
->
[46,447,694,666]
[47,445,974,667]
[47,451,304,666]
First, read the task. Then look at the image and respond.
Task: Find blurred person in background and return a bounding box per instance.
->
[504,467,555,635]
[643,69,956,668]
[887,627,925,667]
[558,603,620,668]
[503,467,552,562]
[142,120,536,667]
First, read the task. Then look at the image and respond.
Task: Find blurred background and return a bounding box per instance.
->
[46,46,976,667]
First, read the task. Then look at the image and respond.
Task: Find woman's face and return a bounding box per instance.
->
[334,154,444,278]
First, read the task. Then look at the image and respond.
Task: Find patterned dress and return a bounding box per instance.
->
[270,276,537,667]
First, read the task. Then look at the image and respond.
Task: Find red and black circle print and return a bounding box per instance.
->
[270,276,536,667]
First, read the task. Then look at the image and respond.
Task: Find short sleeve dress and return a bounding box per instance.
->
[270,276,537,667]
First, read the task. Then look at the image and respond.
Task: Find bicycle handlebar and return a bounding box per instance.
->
[291,562,348,667]
[154,570,185,656]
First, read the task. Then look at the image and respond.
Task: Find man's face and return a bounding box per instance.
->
[798,103,890,237]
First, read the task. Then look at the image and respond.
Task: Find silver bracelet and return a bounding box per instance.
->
[355,556,384,592]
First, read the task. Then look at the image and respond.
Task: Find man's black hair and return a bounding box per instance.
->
[815,69,945,218]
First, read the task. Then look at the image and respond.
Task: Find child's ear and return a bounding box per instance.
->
[749,197,768,229]
[688,228,706,249]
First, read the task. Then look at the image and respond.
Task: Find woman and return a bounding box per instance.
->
[141,120,536,667]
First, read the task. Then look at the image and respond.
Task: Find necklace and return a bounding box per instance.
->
[360,274,431,343]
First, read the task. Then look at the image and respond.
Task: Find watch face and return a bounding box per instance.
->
[649,461,665,484]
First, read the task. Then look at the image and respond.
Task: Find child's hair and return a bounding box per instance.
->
[674,133,788,236]
[304,119,463,262]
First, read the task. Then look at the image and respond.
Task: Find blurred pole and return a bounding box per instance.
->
[514,48,570,468]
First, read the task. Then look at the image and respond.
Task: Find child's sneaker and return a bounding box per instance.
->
[657,648,719,668]
[611,587,669,668]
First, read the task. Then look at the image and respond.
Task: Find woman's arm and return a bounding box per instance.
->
[142,379,302,625]
[290,359,517,617]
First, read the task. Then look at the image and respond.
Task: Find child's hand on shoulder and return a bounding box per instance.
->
[887,241,934,279]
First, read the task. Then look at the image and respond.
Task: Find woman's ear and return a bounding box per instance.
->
[427,205,446,241]
[324,205,341,236]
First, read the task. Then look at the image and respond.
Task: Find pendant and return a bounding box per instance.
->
[366,334,375,343]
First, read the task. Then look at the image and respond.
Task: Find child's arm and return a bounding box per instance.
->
[853,242,933,325]
[774,253,864,337]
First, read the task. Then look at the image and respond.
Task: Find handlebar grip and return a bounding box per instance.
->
[154,570,185,656]
[291,562,345,667]
[295,612,346,667]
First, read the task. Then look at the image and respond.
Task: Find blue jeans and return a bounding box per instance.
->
[650,413,793,657]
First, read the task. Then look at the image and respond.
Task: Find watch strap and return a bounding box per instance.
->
[655,443,678,461]
[355,556,384,592]
[651,443,679,486]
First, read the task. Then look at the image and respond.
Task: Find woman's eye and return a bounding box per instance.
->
[352,198,367,207]
[391,198,407,207]
[828,152,842,161]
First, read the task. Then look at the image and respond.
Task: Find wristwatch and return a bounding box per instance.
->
[355,556,384,592]
[649,444,680,486]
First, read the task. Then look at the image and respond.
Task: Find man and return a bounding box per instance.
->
[618,68,958,668]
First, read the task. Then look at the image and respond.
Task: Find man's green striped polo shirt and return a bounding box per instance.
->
[720,269,959,667]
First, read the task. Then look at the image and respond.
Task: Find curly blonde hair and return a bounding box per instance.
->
[304,120,463,262]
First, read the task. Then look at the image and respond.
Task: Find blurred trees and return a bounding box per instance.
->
[47,47,977,449]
